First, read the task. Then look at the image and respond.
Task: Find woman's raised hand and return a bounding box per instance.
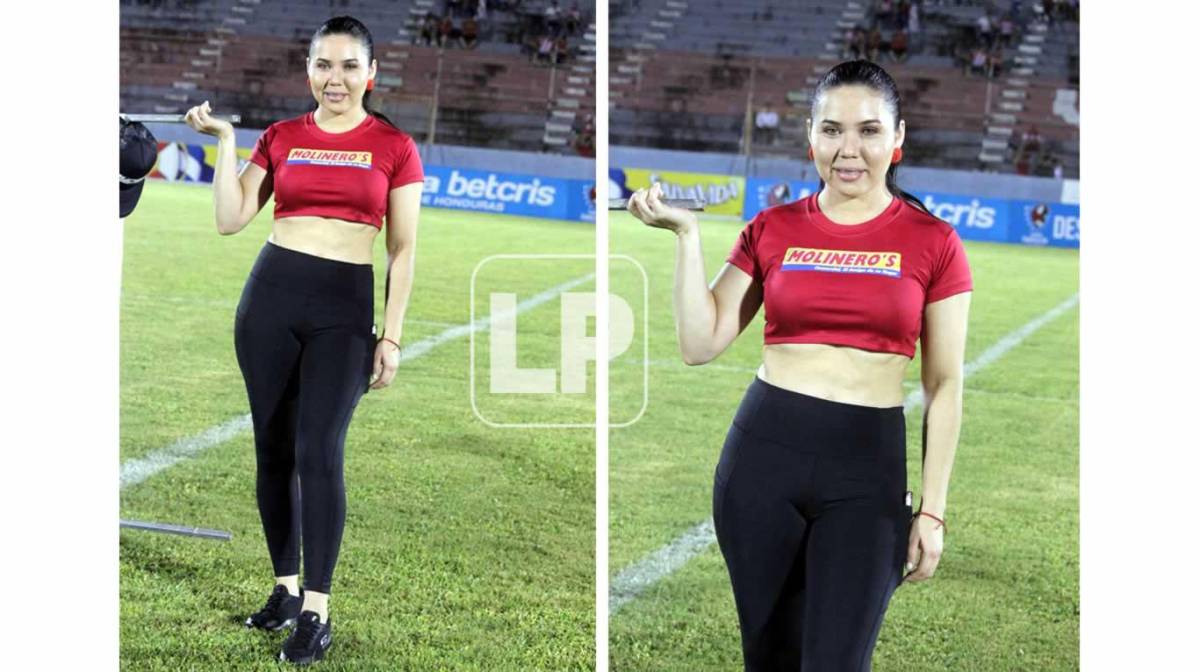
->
[183,100,235,140]
[626,181,698,235]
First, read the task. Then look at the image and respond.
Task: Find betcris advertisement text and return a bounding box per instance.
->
[421,166,594,223]
[743,178,1078,248]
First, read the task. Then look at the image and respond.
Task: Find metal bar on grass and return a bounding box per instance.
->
[121,113,242,125]
[607,197,706,210]
[120,518,232,541]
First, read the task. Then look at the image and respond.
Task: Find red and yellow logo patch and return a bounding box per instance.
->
[285,148,373,169]
[781,247,902,278]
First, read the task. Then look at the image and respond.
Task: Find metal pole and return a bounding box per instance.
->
[742,58,758,156]
[428,46,444,145]
[120,518,232,541]
[608,197,705,210]
[121,113,242,124]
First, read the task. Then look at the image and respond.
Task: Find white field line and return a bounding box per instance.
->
[609,292,1079,615]
[119,273,595,490]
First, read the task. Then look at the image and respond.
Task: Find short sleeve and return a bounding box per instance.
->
[248,124,275,171]
[726,214,763,282]
[925,228,973,304]
[389,135,425,189]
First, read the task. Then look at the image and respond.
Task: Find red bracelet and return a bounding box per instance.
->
[378,336,401,351]
[914,510,947,533]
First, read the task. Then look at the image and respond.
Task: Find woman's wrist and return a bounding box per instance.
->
[378,335,401,351]
[673,215,700,238]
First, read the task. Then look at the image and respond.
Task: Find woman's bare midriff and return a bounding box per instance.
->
[269,216,379,264]
[759,343,911,408]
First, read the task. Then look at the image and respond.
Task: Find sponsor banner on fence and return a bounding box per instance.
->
[744,177,1079,248]
[610,168,746,217]
[421,166,594,222]
[145,144,595,223]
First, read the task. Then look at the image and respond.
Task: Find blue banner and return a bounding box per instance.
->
[743,178,1079,248]
[422,166,594,223]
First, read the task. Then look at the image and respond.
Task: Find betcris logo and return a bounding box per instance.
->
[424,169,556,206]
[421,166,587,220]
[922,194,997,229]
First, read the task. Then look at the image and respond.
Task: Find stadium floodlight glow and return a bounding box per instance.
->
[120,113,243,125]
[607,197,706,210]
[120,518,232,541]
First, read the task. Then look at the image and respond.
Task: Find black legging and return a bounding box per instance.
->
[713,377,912,671]
[234,240,375,595]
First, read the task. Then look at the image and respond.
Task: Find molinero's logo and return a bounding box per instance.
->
[286,148,373,169]
[781,247,902,278]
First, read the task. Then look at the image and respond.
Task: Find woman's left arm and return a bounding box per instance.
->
[369,182,423,390]
[904,290,971,583]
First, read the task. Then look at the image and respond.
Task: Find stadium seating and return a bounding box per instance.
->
[609,0,1077,178]
[120,0,596,154]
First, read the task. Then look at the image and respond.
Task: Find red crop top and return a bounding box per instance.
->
[248,112,424,229]
[726,194,973,358]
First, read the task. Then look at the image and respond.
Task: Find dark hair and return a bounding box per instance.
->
[810,60,930,214]
[309,15,397,128]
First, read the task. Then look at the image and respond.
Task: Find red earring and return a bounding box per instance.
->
[807,147,814,161]
[366,78,375,91]
[892,147,903,164]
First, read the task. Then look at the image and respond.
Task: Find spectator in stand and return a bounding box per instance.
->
[545,0,562,35]
[968,46,987,77]
[1015,150,1031,175]
[877,0,893,26]
[445,0,462,18]
[1021,124,1044,155]
[573,113,595,157]
[418,12,439,46]
[977,13,994,48]
[1052,158,1064,180]
[536,34,554,64]
[438,15,454,47]
[461,17,479,48]
[895,0,910,31]
[999,14,1015,47]
[554,34,571,64]
[1040,0,1056,29]
[475,0,488,20]
[907,2,922,53]
[754,104,780,146]
[986,45,1004,78]
[890,29,908,62]
[867,26,883,62]
[844,26,866,59]
[1035,151,1056,177]
[566,2,582,34]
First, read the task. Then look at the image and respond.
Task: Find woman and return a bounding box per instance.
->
[626,60,971,670]
[183,15,423,666]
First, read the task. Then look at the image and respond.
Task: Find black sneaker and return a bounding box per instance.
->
[244,584,302,631]
[279,611,332,665]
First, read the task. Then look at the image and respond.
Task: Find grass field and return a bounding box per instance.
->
[608,212,1080,671]
[119,182,596,670]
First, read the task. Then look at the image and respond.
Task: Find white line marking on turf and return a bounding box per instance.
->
[119,273,595,491]
[610,520,716,613]
[609,292,1079,615]
[119,415,252,490]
